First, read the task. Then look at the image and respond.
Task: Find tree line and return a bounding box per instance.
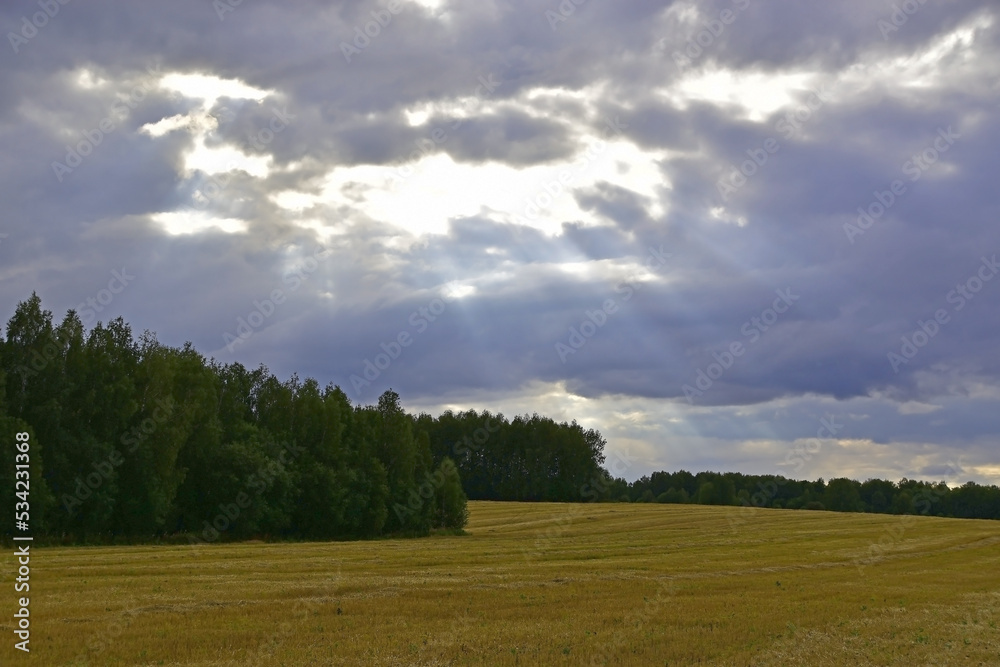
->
[622,470,1000,519]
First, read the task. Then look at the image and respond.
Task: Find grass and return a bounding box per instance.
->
[2,501,999,665]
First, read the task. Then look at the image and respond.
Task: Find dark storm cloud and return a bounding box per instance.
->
[432,110,576,165]
[575,182,658,231]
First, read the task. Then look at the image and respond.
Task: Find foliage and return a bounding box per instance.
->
[625,469,1000,520]
[0,295,484,542]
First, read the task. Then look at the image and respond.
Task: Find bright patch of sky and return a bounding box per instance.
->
[272,139,668,237]
[152,210,247,235]
[664,69,819,122]
[159,73,271,107]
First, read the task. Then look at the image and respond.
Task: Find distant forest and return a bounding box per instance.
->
[2,294,997,546]
[621,470,1000,520]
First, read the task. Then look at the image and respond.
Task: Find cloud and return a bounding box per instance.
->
[3,0,1000,483]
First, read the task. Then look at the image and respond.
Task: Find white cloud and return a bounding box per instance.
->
[665,69,819,122]
[158,72,271,107]
[269,138,667,238]
[152,210,247,235]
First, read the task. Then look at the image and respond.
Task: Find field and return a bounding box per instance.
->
[3,501,999,665]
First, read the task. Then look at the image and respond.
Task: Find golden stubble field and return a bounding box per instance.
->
[1,501,999,666]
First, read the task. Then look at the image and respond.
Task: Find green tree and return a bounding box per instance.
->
[824,478,863,513]
[434,457,468,529]
[697,481,718,505]
[371,389,419,532]
[891,489,915,515]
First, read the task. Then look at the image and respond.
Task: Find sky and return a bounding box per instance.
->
[3,0,999,486]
